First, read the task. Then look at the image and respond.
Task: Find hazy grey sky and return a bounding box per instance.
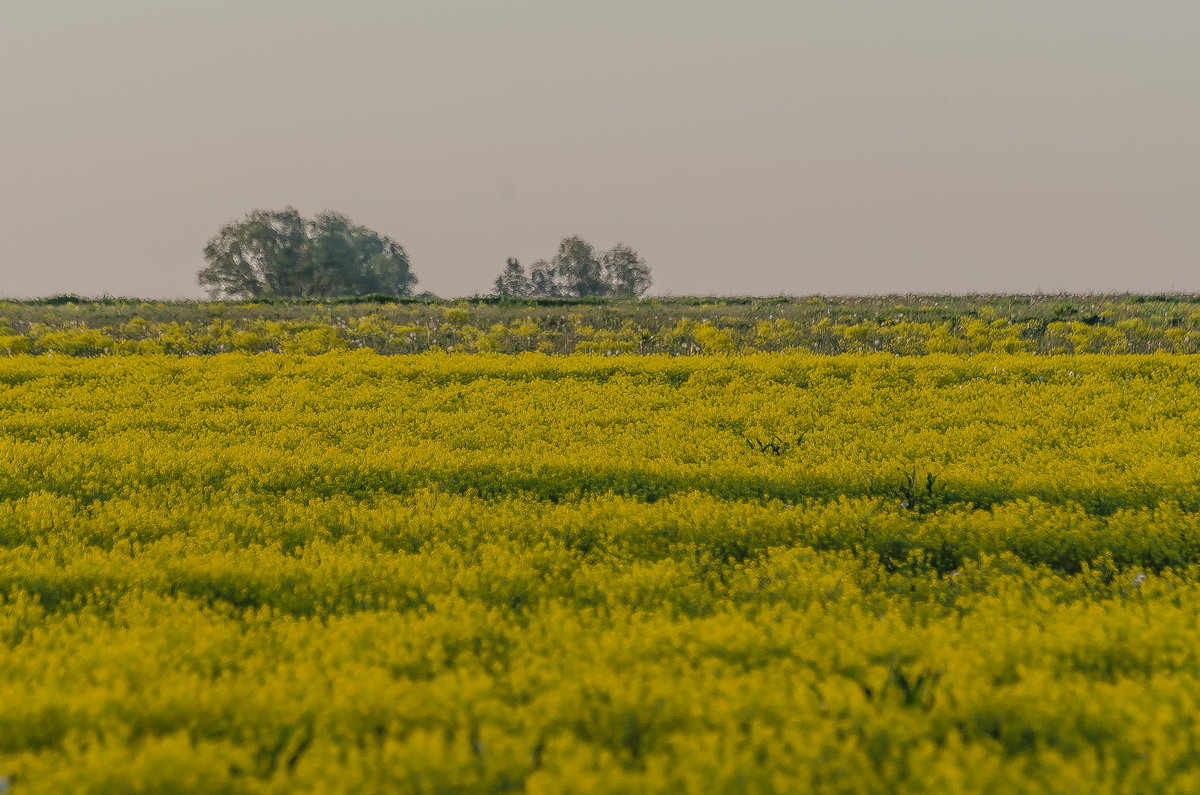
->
[3,1,1198,297]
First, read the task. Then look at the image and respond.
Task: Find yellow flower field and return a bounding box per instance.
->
[2,352,1199,792]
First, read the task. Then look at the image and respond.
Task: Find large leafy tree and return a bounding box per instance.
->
[493,236,652,299]
[199,208,416,299]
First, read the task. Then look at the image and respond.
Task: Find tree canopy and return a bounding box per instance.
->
[198,208,416,299]
[493,236,652,299]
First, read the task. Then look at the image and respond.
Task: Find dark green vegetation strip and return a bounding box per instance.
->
[3,294,1200,354]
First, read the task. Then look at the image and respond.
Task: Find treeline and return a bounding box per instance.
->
[492,236,650,298]
[2,295,1199,356]
[195,208,650,300]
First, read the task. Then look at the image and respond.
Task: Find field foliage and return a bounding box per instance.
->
[4,294,1200,356]
[1,351,1199,791]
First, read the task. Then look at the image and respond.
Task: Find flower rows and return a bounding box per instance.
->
[2,352,1200,791]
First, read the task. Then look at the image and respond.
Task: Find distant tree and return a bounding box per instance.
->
[528,259,561,298]
[491,236,652,299]
[601,243,652,298]
[198,208,307,299]
[199,208,416,299]
[551,236,607,298]
[493,258,533,298]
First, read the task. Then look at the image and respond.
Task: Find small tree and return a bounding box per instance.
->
[493,258,533,298]
[601,243,652,298]
[551,236,606,298]
[199,208,416,299]
[528,259,561,298]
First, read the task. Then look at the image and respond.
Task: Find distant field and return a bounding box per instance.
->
[3,352,1200,791]
[3,293,1200,355]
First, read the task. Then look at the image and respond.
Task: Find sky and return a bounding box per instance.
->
[2,0,1198,298]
